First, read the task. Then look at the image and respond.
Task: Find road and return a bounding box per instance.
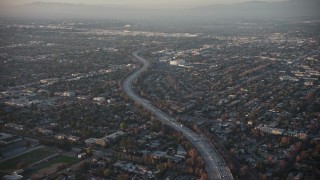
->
[123,51,234,180]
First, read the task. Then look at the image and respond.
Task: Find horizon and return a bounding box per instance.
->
[0,0,319,22]
[1,0,290,9]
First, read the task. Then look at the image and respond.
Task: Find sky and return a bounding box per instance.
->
[0,0,318,25]
[0,0,289,8]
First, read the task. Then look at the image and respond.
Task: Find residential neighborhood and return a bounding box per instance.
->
[0,9,319,180]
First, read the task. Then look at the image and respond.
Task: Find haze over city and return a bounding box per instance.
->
[1,0,319,22]
[0,0,290,7]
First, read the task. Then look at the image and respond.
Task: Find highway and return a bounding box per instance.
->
[123,51,234,180]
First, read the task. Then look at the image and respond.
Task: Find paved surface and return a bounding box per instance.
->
[0,137,39,159]
[123,51,234,180]
[0,145,45,163]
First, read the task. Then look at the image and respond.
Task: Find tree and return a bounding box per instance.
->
[305,92,315,102]
[165,160,173,169]
[296,155,302,162]
[104,168,112,177]
[188,148,198,159]
[157,163,166,171]
[79,162,89,170]
[256,161,265,172]
[252,128,261,138]
[314,144,320,154]
[56,163,67,171]
[200,173,208,180]
[280,137,288,146]
[117,173,128,180]
[16,162,28,169]
[86,146,93,155]
[188,167,194,174]
[259,173,268,180]
[278,160,287,170]
[300,150,309,160]
[240,165,249,176]
[120,122,126,130]
[30,103,38,112]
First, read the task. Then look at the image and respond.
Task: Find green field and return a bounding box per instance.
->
[22,155,79,177]
[32,155,79,171]
[0,147,59,171]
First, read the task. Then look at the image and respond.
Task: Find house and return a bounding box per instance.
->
[78,153,87,159]
[55,134,67,140]
[4,123,24,131]
[0,132,13,141]
[93,97,106,105]
[62,91,76,97]
[36,128,53,135]
[85,138,97,145]
[297,132,308,140]
[2,173,23,180]
[105,131,125,141]
[271,129,284,135]
[95,138,108,147]
[68,135,80,142]
[150,151,167,159]
[93,97,105,102]
[85,131,124,147]
[176,145,187,157]
[170,59,186,66]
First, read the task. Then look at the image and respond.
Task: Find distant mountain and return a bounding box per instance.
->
[24,2,132,10]
[0,0,319,22]
[0,2,150,20]
[191,0,320,18]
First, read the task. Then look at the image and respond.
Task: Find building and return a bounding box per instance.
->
[85,131,125,147]
[68,135,80,142]
[4,123,24,131]
[55,134,67,140]
[176,145,187,157]
[271,129,284,135]
[93,97,105,102]
[0,133,20,145]
[170,59,186,66]
[78,153,87,159]
[62,91,76,97]
[95,138,108,147]
[256,124,285,135]
[85,138,97,145]
[36,128,53,135]
[2,174,23,180]
[105,131,125,141]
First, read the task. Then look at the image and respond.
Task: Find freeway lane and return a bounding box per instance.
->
[123,51,234,180]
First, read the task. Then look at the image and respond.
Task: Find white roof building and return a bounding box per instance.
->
[170,59,186,66]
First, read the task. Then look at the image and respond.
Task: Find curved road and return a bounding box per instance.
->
[123,51,234,180]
